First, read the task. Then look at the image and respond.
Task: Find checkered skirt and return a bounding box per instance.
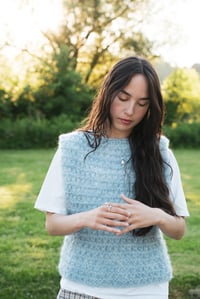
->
[57,289,100,299]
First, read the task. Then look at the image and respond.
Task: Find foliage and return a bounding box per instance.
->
[0,46,94,121]
[163,123,200,148]
[0,0,158,122]
[0,115,80,149]
[33,45,94,119]
[162,68,200,125]
[0,149,199,299]
[0,89,13,119]
[43,0,154,86]
[1,1,200,142]
[1,118,200,150]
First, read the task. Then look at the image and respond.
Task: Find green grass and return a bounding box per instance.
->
[0,149,62,299]
[168,149,200,298]
[0,149,199,299]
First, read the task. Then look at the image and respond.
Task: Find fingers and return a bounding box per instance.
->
[102,204,129,227]
[103,202,129,217]
[116,224,135,236]
[89,199,137,234]
[92,203,129,234]
[104,217,129,228]
[104,202,113,212]
[120,193,136,204]
[99,197,152,236]
[98,224,121,234]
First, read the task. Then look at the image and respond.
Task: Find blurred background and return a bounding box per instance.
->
[0,0,200,149]
[0,2,200,299]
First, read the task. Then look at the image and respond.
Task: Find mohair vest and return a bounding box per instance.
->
[58,131,172,288]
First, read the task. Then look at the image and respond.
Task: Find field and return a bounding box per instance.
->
[0,149,199,299]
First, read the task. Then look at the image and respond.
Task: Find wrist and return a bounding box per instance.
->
[154,208,166,227]
[77,211,88,230]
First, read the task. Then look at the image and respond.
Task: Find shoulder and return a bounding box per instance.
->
[159,135,172,164]
[59,130,85,142]
[59,131,86,147]
[159,135,170,151]
[159,135,177,167]
[58,131,91,157]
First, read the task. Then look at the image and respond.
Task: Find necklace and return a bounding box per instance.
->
[121,159,126,166]
[120,157,132,197]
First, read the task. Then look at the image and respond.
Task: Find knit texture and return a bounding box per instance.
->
[58,131,172,287]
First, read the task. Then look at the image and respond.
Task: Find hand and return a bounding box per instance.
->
[83,202,129,234]
[116,194,160,236]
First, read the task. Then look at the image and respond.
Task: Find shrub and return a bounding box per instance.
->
[0,115,80,149]
[1,118,200,149]
[163,122,200,148]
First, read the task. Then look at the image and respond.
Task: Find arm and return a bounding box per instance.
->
[154,208,186,240]
[117,194,186,240]
[46,212,86,236]
[45,204,129,236]
[117,149,189,239]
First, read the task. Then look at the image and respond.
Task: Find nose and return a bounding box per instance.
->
[124,101,136,115]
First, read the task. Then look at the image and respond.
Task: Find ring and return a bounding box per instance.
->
[108,204,112,212]
[105,203,113,212]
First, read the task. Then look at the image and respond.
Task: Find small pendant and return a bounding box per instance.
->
[121,159,125,166]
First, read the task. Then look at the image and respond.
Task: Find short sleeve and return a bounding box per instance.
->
[34,147,67,214]
[168,150,190,217]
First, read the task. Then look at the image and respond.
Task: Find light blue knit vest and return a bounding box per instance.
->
[58,131,172,287]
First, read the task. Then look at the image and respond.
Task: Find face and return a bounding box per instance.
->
[108,74,150,138]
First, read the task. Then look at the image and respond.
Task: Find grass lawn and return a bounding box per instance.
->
[0,148,199,299]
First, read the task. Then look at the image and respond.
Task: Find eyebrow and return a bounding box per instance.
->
[120,89,150,100]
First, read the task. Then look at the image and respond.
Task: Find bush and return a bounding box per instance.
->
[163,122,200,148]
[1,118,200,149]
[0,115,80,149]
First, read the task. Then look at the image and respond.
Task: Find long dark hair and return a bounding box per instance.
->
[80,56,177,236]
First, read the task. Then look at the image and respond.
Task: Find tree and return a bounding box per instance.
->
[33,45,93,120]
[42,0,154,86]
[0,0,160,121]
[162,68,200,125]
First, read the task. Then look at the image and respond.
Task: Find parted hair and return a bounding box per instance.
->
[80,56,177,236]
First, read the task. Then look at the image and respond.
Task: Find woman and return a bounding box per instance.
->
[35,56,189,299]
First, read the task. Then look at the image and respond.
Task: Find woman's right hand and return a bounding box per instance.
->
[83,203,129,234]
[46,203,129,236]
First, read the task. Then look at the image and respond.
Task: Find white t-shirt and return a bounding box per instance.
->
[35,147,189,299]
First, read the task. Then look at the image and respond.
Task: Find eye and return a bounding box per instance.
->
[138,100,149,107]
[138,102,147,107]
[118,95,129,102]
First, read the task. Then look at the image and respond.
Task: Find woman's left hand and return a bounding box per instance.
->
[116,194,159,236]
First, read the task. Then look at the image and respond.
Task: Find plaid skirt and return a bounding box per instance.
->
[57,289,101,299]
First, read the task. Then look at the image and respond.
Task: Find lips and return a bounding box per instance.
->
[119,118,132,125]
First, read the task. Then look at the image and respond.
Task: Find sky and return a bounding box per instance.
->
[0,0,200,68]
[143,0,200,67]
[0,0,63,58]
